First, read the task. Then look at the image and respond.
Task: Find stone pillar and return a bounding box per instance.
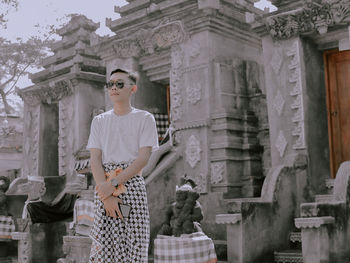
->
[11,232,31,263]
[295,216,335,263]
[216,214,243,263]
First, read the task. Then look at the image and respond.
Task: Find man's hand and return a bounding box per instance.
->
[102,196,123,219]
[96,181,115,201]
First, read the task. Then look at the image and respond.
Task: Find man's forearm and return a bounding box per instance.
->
[91,158,107,185]
[117,155,149,184]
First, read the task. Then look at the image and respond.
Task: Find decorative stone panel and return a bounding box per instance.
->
[295,216,335,229]
[286,41,306,150]
[275,130,287,157]
[58,96,75,176]
[211,162,225,185]
[23,105,40,178]
[170,45,184,122]
[185,135,201,168]
[266,0,350,39]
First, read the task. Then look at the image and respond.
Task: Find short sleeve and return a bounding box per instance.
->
[139,113,159,152]
[86,117,102,150]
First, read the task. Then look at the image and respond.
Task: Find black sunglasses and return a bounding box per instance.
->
[105,80,131,89]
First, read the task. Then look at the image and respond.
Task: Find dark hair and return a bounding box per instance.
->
[110,68,138,84]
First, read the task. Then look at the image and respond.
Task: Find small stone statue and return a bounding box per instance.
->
[158,178,203,237]
[0,176,10,216]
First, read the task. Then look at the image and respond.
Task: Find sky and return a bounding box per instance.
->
[0,0,276,109]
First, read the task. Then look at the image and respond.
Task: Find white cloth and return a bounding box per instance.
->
[87,107,159,164]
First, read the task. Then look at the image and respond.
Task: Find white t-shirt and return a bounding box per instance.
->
[87,107,159,164]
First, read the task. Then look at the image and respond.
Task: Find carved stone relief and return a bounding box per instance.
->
[270,47,283,74]
[273,90,285,116]
[58,96,75,176]
[287,41,306,149]
[187,83,201,105]
[275,130,287,157]
[211,162,225,184]
[18,80,74,106]
[185,135,201,168]
[266,0,350,39]
[112,20,186,58]
[170,45,184,122]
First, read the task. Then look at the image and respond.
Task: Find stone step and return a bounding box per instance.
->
[274,250,303,263]
[315,194,333,203]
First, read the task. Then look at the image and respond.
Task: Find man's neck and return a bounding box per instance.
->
[113,102,133,116]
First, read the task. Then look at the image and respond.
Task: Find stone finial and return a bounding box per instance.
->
[57,15,100,37]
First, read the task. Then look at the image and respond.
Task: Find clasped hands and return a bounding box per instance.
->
[96,181,123,219]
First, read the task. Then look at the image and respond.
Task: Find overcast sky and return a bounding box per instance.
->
[1,0,276,101]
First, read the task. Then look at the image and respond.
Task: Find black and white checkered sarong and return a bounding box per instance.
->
[89,162,150,263]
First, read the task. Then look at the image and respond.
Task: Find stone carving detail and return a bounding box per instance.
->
[189,40,201,59]
[287,41,306,149]
[18,80,74,106]
[275,130,287,157]
[113,38,141,58]
[266,0,350,39]
[58,96,75,176]
[273,90,285,116]
[112,21,186,58]
[270,47,283,74]
[11,232,31,263]
[216,214,242,225]
[187,83,201,104]
[194,173,207,194]
[211,162,225,184]
[295,216,335,229]
[152,21,186,49]
[185,135,201,168]
[170,45,184,122]
[23,106,40,178]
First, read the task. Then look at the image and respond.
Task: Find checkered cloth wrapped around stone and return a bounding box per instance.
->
[75,199,94,226]
[154,113,169,139]
[154,232,217,263]
[0,215,15,240]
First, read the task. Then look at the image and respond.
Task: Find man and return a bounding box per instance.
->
[87,69,159,262]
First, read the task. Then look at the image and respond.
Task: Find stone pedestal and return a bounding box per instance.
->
[57,236,92,263]
[216,214,242,263]
[11,232,31,263]
[295,216,335,263]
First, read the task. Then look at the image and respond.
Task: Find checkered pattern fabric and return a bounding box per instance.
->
[0,216,15,240]
[154,113,169,139]
[89,162,150,263]
[154,232,217,263]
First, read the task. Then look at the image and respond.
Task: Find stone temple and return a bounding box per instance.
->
[1,0,350,262]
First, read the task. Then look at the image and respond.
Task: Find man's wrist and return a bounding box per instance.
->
[110,178,119,187]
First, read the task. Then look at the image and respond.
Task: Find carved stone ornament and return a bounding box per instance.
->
[194,173,207,194]
[211,162,225,184]
[266,0,350,39]
[187,83,201,104]
[273,90,285,116]
[58,97,75,176]
[216,214,242,225]
[112,38,142,58]
[185,135,201,168]
[270,47,283,74]
[11,231,31,263]
[295,216,335,229]
[18,80,74,106]
[275,130,287,157]
[111,21,186,58]
[171,106,183,121]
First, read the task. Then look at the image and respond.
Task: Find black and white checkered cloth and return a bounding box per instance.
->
[154,113,169,140]
[154,232,217,263]
[0,216,15,240]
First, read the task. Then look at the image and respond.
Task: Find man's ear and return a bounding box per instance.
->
[131,85,138,94]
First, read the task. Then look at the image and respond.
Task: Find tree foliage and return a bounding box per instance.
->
[0,36,54,114]
[0,0,18,29]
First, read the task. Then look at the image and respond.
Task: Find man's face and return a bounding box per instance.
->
[107,72,136,103]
